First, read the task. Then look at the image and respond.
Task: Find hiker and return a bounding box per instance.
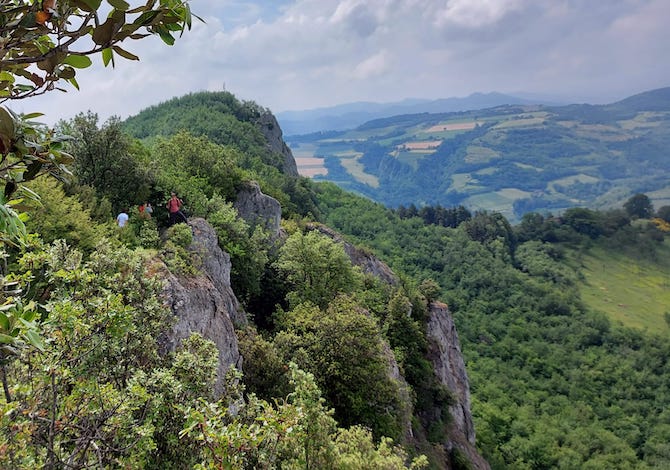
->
[166,192,187,226]
[139,202,152,220]
[116,209,129,228]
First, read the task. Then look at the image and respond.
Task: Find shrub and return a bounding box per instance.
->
[167,223,193,248]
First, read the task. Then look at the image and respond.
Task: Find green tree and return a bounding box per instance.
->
[656,205,670,223]
[25,176,106,251]
[207,196,270,304]
[274,298,404,440]
[181,364,427,469]
[150,131,245,218]
[562,207,603,239]
[624,193,654,220]
[274,229,360,309]
[61,112,152,212]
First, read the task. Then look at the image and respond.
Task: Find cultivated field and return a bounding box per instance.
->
[426,122,477,132]
[295,157,327,177]
[399,141,442,150]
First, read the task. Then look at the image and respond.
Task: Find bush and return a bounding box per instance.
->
[166,223,192,248]
[138,219,160,249]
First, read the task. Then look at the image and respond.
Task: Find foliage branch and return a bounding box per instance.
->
[0,0,199,100]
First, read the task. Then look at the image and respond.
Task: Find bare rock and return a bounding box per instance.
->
[427,301,490,470]
[234,181,282,237]
[160,218,246,396]
[256,111,299,177]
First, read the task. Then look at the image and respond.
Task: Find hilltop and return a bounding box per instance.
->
[288,87,670,221]
[275,92,553,135]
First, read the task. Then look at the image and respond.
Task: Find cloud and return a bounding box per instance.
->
[9,0,670,126]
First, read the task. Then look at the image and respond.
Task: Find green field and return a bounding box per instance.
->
[573,241,670,335]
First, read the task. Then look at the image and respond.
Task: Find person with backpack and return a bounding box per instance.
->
[166,192,187,226]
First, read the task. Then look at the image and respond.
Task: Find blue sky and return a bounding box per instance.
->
[13,0,670,126]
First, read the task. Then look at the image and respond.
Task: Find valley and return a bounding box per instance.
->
[287,88,670,222]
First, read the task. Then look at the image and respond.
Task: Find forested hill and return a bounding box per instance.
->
[288,86,670,221]
[3,89,670,469]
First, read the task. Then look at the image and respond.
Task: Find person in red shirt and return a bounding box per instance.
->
[166,192,187,226]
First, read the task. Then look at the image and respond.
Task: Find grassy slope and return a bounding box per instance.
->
[570,240,670,335]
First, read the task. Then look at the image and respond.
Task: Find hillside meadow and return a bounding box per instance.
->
[571,240,670,334]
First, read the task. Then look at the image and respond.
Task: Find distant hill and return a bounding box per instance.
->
[287,87,670,221]
[277,92,559,135]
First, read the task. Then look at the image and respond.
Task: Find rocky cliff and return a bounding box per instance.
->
[161,218,245,396]
[158,194,487,468]
[256,112,299,177]
[428,301,490,470]
[310,221,487,468]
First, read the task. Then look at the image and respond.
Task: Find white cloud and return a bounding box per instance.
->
[353,50,390,79]
[8,0,670,126]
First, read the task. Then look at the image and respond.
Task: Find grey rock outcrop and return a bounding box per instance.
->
[427,301,490,470]
[161,218,245,396]
[234,181,282,237]
[256,112,299,177]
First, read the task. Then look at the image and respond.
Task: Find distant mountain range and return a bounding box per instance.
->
[287,87,670,221]
[277,92,565,136]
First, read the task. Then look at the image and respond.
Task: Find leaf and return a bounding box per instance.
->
[63,55,93,69]
[111,45,139,61]
[133,10,160,26]
[21,309,37,322]
[23,161,43,182]
[0,72,15,84]
[92,19,116,45]
[102,47,114,67]
[58,66,76,80]
[107,0,130,11]
[0,312,9,332]
[23,329,45,351]
[0,106,16,143]
[0,333,18,344]
[80,0,103,11]
[21,112,44,120]
[158,29,175,46]
[18,11,37,28]
[67,76,80,90]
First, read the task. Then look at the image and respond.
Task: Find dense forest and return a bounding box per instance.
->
[2,88,670,469]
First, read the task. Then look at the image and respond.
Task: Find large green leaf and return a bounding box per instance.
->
[63,55,93,69]
[92,19,116,45]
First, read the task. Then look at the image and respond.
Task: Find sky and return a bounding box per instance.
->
[10,0,670,126]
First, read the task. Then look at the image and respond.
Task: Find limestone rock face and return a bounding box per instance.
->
[427,301,490,470]
[234,181,282,237]
[161,218,246,396]
[256,112,299,177]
